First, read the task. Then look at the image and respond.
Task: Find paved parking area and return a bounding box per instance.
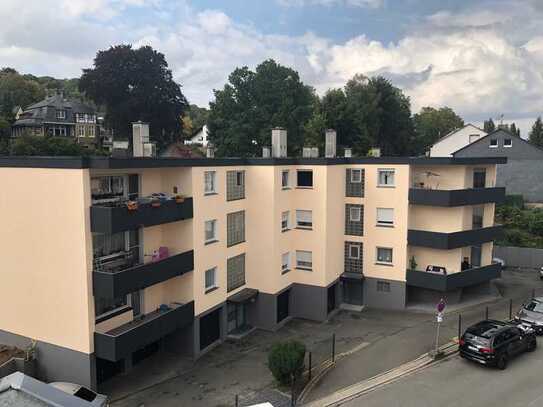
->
[108,268,543,407]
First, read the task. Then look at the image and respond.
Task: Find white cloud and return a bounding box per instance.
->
[277,0,383,8]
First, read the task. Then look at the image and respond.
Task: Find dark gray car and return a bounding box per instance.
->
[516,297,543,335]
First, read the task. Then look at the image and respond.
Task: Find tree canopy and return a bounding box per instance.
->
[79,45,188,150]
[208,59,316,157]
[529,117,543,148]
[483,118,496,133]
[412,106,464,154]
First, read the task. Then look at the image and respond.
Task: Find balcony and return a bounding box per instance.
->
[409,187,505,207]
[406,263,502,292]
[408,225,503,249]
[93,250,194,298]
[91,198,193,234]
[94,301,194,362]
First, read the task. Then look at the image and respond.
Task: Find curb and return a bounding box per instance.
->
[303,341,458,406]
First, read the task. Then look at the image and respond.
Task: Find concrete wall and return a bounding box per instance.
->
[494,246,543,269]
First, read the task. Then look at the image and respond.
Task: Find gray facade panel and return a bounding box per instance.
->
[363,278,406,310]
[496,160,543,202]
[345,169,365,197]
[454,130,543,160]
[345,204,364,236]
[227,211,245,246]
[193,303,227,359]
[344,242,363,274]
[0,329,95,389]
[227,253,246,292]
[249,292,278,331]
[226,171,245,201]
[290,283,329,322]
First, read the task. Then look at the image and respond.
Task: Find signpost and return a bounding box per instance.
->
[434,299,446,359]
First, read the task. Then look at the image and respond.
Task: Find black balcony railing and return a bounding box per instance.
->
[409,187,505,207]
[91,198,193,234]
[93,250,194,298]
[408,225,503,249]
[406,263,502,292]
[94,301,194,362]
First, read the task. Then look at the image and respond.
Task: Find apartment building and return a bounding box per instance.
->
[0,135,505,389]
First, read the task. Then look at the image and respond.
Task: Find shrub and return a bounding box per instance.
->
[268,340,306,386]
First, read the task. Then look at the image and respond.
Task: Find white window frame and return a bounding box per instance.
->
[281,252,290,273]
[78,126,85,137]
[205,267,217,292]
[504,138,512,148]
[296,250,313,271]
[376,208,394,227]
[281,211,290,232]
[204,171,216,194]
[296,209,313,229]
[56,110,66,120]
[489,139,498,148]
[349,206,361,222]
[282,170,290,189]
[205,219,217,243]
[376,247,393,265]
[377,169,395,187]
[348,244,360,260]
[350,169,362,183]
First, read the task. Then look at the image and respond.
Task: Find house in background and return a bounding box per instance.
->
[11,91,99,147]
[453,129,543,203]
[430,124,487,157]
[184,124,209,147]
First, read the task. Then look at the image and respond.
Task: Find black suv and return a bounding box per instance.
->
[459,320,537,369]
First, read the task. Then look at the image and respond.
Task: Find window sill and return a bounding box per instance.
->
[295,226,313,231]
[376,224,394,228]
[296,186,313,190]
[205,239,219,246]
[204,192,218,196]
[281,228,291,233]
[281,269,291,275]
[205,286,219,294]
[96,306,133,324]
[296,267,313,272]
[345,233,363,237]
[282,187,291,190]
[346,194,364,198]
[226,197,246,202]
[375,262,394,267]
[227,240,246,248]
[377,185,395,188]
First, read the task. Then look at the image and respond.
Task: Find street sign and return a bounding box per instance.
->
[437,299,446,313]
[437,312,443,323]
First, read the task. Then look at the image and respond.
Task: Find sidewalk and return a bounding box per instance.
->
[109,268,543,406]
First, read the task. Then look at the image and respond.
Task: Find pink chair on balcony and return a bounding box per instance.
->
[158,246,169,260]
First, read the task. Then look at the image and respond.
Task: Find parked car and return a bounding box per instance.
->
[515,297,543,335]
[49,382,109,406]
[459,320,537,370]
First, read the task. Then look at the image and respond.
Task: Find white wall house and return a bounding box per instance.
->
[184,125,209,147]
[429,124,487,157]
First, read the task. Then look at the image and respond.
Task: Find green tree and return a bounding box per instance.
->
[0,117,10,154]
[484,118,496,133]
[412,106,464,154]
[207,59,315,157]
[79,44,188,150]
[187,104,209,132]
[267,340,306,386]
[529,116,543,148]
[320,88,358,150]
[10,135,106,156]
[0,69,45,120]
[303,110,327,148]
[509,122,520,137]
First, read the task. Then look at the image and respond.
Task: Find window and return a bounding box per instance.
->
[472,206,484,229]
[56,109,66,119]
[281,252,290,273]
[376,208,394,226]
[205,267,217,292]
[297,170,313,188]
[78,126,85,137]
[296,250,313,270]
[350,169,362,183]
[489,139,498,148]
[89,126,95,137]
[473,168,486,188]
[91,175,126,203]
[348,244,360,259]
[205,220,217,243]
[227,211,245,246]
[296,210,313,229]
[95,295,128,318]
[377,281,391,292]
[469,134,480,143]
[282,170,290,189]
[227,253,246,292]
[349,206,361,222]
[504,138,512,148]
[227,171,245,200]
[204,171,216,194]
[377,169,395,187]
[281,211,290,231]
[376,247,393,264]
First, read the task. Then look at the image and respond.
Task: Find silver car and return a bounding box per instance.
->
[515,297,543,335]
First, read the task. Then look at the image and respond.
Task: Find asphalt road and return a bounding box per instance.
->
[342,344,543,407]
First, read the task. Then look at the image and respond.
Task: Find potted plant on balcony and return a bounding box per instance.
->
[409,256,418,270]
[126,200,138,211]
[174,194,185,204]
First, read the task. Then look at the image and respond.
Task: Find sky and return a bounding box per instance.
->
[1,0,543,135]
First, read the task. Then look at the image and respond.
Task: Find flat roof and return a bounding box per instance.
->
[0,156,507,169]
